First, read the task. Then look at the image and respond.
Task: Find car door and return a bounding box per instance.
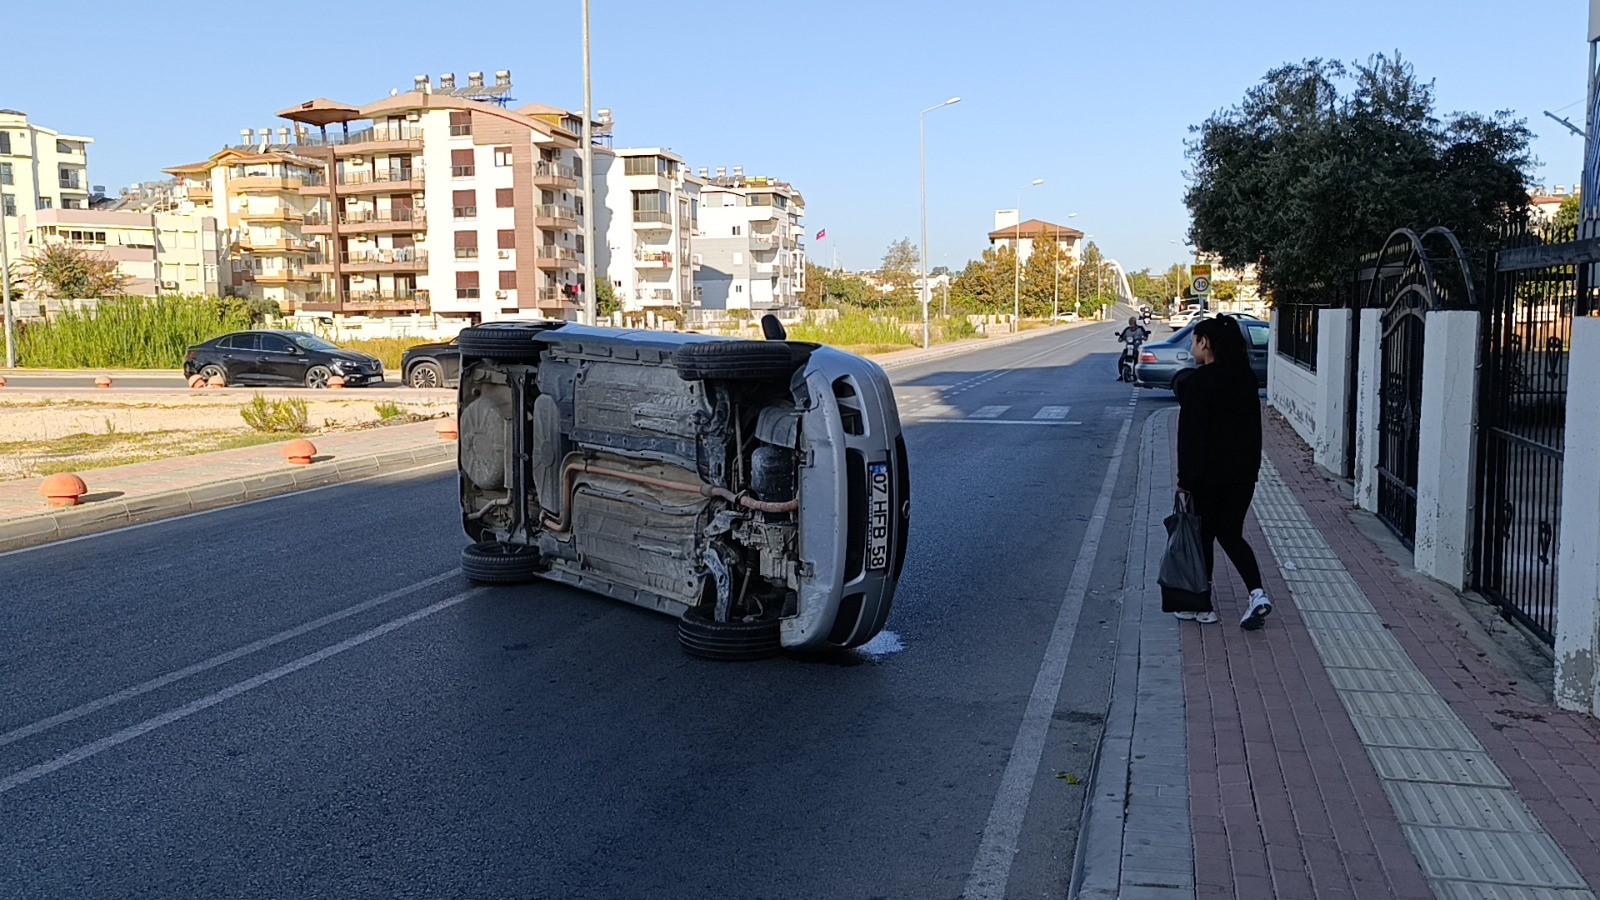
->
[1246,322,1270,386]
[216,333,260,382]
[256,334,303,384]
[441,338,462,385]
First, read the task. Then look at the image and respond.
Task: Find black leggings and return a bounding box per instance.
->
[1190,485,1264,593]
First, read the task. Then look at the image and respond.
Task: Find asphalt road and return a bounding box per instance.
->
[0,320,1169,899]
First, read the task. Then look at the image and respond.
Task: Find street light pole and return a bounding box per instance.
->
[919,97,960,349]
[580,0,596,326]
[0,210,15,368]
[1012,178,1043,329]
[1052,211,1077,321]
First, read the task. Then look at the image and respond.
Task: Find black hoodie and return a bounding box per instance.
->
[1172,363,1262,489]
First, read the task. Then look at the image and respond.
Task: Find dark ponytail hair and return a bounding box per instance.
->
[1193,315,1252,383]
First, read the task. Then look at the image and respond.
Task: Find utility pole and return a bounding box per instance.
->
[581,0,597,326]
[1,209,14,368]
[919,97,960,349]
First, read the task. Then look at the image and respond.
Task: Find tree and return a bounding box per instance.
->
[1185,53,1532,297]
[879,238,920,305]
[1211,279,1239,304]
[1020,233,1075,318]
[1555,193,1581,232]
[800,261,829,308]
[596,280,620,317]
[952,246,1016,314]
[21,244,130,299]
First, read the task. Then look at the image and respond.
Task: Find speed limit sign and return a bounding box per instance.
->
[1192,275,1211,294]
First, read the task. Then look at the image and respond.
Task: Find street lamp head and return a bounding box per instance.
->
[1067,212,1078,218]
[945,97,962,106]
[1030,179,1045,186]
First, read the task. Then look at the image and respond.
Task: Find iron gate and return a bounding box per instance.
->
[1474,223,1589,644]
[1368,229,1478,547]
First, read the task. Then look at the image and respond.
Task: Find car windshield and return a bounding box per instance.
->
[286,334,340,352]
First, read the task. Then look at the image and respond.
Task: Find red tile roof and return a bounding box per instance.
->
[988,219,1085,241]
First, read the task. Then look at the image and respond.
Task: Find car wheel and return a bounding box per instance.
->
[408,361,443,389]
[677,606,783,661]
[458,323,559,361]
[674,340,810,382]
[461,540,543,585]
[305,365,332,389]
[199,364,226,385]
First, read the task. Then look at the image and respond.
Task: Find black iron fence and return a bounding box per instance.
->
[1474,220,1589,644]
[1274,298,1321,370]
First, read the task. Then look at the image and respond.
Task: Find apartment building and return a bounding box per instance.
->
[987,214,1084,264]
[270,73,591,329]
[2,109,95,263]
[165,139,321,309]
[595,148,699,312]
[693,169,806,311]
[12,208,225,296]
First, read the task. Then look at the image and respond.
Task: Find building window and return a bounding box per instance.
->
[456,270,480,298]
[0,132,10,154]
[731,225,741,236]
[37,197,51,210]
[449,111,472,137]
[496,188,514,209]
[735,284,743,293]
[498,229,515,251]
[494,147,513,167]
[453,190,476,219]
[0,163,10,185]
[499,270,517,290]
[1,194,14,217]
[455,230,479,259]
[451,149,475,178]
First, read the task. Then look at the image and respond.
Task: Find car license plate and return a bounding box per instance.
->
[866,461,891,571]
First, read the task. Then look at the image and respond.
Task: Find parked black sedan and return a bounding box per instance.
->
[183,330,384,388]
[1132,315,1270,391]
[400,338,461,388]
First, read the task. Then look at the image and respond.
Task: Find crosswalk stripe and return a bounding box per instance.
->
[1035,406,1071,420]
[971,405,1010,419]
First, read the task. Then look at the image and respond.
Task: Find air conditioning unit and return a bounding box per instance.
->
[494,290,508,299]
[498,249,512,259]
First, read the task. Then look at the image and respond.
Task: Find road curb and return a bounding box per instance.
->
[0,442,456,553]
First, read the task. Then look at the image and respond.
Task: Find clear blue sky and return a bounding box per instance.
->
[4,0,1587,275]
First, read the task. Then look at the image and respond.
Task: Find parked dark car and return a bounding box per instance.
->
[1133,315,1270,390]
[400,338,462,388]
[183,330,384,388]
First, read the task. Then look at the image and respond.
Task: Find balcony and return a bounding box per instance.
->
[634,250,672,268]
[253,270,317,284]
[296,125,423,156]
[304,209,427,234]
[238,206,304,223]
[536,287,569,303]
[233,175,306,193]
[633,287,676,305]
[535,204,578,229]
[302,289,430,312]
[58,178,88,193]
[535,246,579,269]
[533,161,578,190]
[307,249,427,274]
[300,169,423,195]
[239,237,316,253]
[632,210,672,227]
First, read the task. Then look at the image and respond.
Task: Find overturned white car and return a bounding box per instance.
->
[454,319,909,660]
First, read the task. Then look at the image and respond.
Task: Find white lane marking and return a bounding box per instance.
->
[970,405,1010,419]
[0,587,485,796]
[0,568,463,750]
[916,419,1083,427]
[1035,406,1071,420]
[964,414,1135,900]
[0,459,456,559]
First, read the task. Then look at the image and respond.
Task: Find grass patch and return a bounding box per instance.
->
[788,312,916,350]
[16,296,255,368]
[374,401,406,421]
[337,337,432,370]
[240,394,310,433]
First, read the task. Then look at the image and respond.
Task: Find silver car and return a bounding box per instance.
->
[454,320,909,660]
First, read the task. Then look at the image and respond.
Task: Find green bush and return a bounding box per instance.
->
[788,311,915,349]
[374,401,405,421]
[240,394,309,433]
[17,296,255,368]
[941,316,978,341]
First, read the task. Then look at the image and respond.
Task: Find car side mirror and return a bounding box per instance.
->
[760,314,787,341]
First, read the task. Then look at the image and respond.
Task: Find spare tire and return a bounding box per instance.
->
[678,607,783,661]
[459,322,562,361]
[674,340,810,382]
[461,540,543,585]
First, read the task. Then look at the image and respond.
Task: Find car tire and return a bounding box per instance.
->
[677,606,783,661]
[200,363,226,385]
[305,365,332,389]
[461,540,543,585]
[458,323,558,361]
[408,361,443,388]
[674,340,809,382]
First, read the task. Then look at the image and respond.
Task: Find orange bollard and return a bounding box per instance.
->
[39,473,88,507]
[188,374,208,389]
[327,375,346,389]
[208,374,226,389]
[95,375,112,389]
[282,438,317,466]
[434,416,459,441]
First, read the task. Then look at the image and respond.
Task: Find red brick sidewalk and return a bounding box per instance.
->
[1181,434,1433,898]
[1258,413,1600,890]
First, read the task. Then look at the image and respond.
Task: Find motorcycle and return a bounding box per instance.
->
[1116,326,1149,383]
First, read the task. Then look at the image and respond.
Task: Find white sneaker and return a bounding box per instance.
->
[1174,611,1220,624]
[1240,590,1273,630]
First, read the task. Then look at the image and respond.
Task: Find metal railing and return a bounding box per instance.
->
[307,169,421,188]
[632,210,671,225]
[306,209,426,227]
[297,125,421,146]
[537,246,579,261]
[536,204,577,221]
[340,249,426,265]
[451,166,476,178]
[534,161,577,181]
[452,206,478,218]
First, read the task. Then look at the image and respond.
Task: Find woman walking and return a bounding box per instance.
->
[1171,316,1273,629]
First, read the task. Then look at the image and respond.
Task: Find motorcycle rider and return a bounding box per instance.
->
[1116,316,1150,382]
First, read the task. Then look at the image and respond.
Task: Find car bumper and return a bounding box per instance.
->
[1133,360,1189,389]
[336,372,384,385]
